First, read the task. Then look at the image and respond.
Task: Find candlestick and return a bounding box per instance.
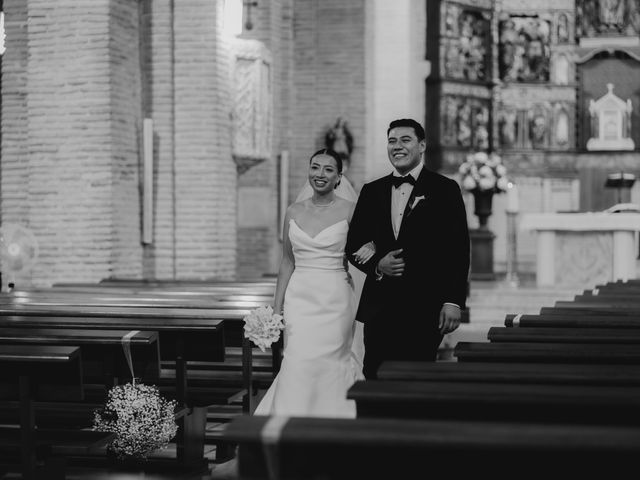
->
[506,181,519,214]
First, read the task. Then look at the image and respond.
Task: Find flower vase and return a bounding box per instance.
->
[473,190,494,229]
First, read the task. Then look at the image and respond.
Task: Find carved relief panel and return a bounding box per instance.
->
[498,15,552,82]
[441,94,491,151]
[497,86,576,151]
[441,4,492,81]
[231,39,273,173]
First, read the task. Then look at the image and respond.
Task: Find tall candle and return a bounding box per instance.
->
[506,181,519,213]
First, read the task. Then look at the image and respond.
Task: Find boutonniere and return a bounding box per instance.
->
[410,195,425,210]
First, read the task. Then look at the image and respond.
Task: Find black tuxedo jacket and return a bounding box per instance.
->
[346,167,470,329]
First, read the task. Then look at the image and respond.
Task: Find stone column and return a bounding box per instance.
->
[1,0,144,286]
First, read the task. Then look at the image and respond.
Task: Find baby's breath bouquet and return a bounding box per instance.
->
[93,382,178,461]
[243,305,285,352]
[458,152,508,193]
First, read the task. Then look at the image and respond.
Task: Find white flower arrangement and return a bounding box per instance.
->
[458,152,509,194]
[243,305,285,352]
[93,382,178,461]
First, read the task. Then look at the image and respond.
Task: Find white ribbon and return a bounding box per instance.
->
[261,416,289,480]
[511,314,522,327]
[121,330,140,384]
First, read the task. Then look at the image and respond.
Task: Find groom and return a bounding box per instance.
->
[346,118,470,379]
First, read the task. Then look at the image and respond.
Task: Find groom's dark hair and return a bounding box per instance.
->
[387,119,425,142]
[309,148,343,173]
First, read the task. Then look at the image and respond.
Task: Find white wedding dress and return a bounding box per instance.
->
[253,218,364,418]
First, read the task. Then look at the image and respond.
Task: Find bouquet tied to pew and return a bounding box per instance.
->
[93,382,178,461]
[243,304,285,352]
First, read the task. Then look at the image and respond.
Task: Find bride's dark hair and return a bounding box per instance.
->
[309,148,343,174]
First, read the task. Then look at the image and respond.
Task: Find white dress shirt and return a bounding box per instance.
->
[391,162,423,239]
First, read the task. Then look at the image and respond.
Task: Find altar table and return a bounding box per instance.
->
[520,212,640,287]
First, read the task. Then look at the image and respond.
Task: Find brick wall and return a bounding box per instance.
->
[291,0,367,197]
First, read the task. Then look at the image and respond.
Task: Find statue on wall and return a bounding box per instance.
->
[555,109,570,146]
[442,96,459,146]
[577,0,640,37]
[457,102,472,148]
[557,13,570,43]
[554,54,570,85]
[599,0,625,31]
[325,117,354,167]
[472,105,490,151]
[529,109,548,149]
[498,109,518,148]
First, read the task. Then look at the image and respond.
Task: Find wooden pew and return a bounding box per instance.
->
[222,415,640,478]
[376,360,640,386]
[0,328,160,389]
[0,290,271,309]
[0,284,283,462]
[1,289,281,384]
[0,345,115,480]
[487,326,640,344]
[48,283,277,296]
[453,341,640,364]
[0,297,275,396]
[0,314,224,467]
[347,379,640,425]
[540,304,640,316]
[505,313,640,328]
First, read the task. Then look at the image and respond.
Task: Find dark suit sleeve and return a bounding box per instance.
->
[441,180,470,310]
[346,183,383,277]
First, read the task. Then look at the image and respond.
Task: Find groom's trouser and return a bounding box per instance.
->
[362,314,443,380]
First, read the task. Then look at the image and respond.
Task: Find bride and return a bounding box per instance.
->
[210,148,372,478]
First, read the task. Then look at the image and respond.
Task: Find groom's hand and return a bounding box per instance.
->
[377,249,404,277]
[439,304,461,334]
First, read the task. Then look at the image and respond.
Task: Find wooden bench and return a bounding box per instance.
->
[222,415,640,478]
[347,379,640,425]
[453,341,640,364]
[0,293,277,396]
[505,313,640,328]
[376,360,640,386]
[0,314,225,467]
[0,283,283,462]
[0,328,160,388]
[540,304,640,316]
[487,326,640,344]
[0,344,115,480]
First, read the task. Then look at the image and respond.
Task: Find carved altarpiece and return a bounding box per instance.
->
[425,0,494,172]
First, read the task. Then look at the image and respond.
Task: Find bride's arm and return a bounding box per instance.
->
[273,207,295,315]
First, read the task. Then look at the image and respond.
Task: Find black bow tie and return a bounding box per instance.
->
[392,175,416,188]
